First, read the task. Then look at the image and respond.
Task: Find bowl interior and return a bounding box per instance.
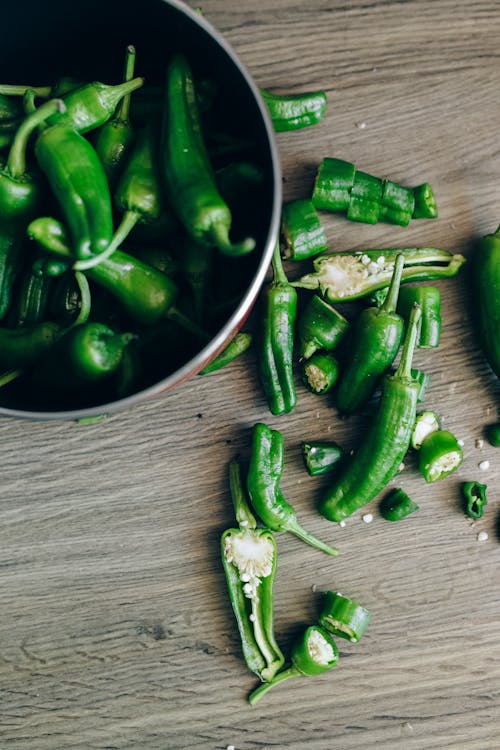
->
[0,0,280,419]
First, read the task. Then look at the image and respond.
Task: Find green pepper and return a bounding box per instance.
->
[8,260,54,327]
[199,332,252,375]
[280,199,328,261]
[318,591,371,642]
[486,422,500,447]
[247,422,338,556]
[0,97,64,318]
[221,461,284,683]
[312,157,355,212]
[301,351,339,395]
[418,429,463,482]
[248,625,338,705]
[471,227,500,381]
[0,321,62,370]
[380,487,420,521]
[0,93,22,121]
[161,53,255,257]
[34,106,114,264]
[319,304,422,523]
[75,122,165,271]
[397,285,441,348]
[28,217,207,338]
[410,410,441,450]
[462,481,488,520]
[335,253,405,415]
[260,88,327,132]
[412,183,438,219]
[257,242,297,415]
[292,248,465,303]
[297,294,349,360]
[301,441,344,477]
[94,45,137,188]
[181,236,214,323]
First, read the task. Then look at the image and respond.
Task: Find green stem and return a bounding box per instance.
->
[166,307,212,343]
[6,97,65,178]
[22,88,36,115]
[396,303,422,379]
[211,222,256,257]
[381,252,405,313]
[0,369,23,388]
[271,239,288,284]
[73,211,139,270]
[229,461,257,529]
[71,271,92,327]
[287,520,339,556]
[248,666,300,705]
[115,45,136,122]
[0,84,52,97]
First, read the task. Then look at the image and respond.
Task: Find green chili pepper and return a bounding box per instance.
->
[75,122,165,271]
[48,271,86,326]
[34,109,114,264]
[247,422,339,556]
[412,183,438,219]
[248,625,338,705]
[28,217,207,337]
[126,246,180,276]
[30,322,134,391]
[161,53,255,257]
[297,294,349,360]
[418,429,463,482]
[292,248,466,303]
[486,422,500,447]
[471,226,500,380]
[462,481,488,520]
[94,45,137,188]
[319,304,422,523]
[199,332,252,375]
[380,487,420,521]
[221,461,284,683]
[257,242,297,415]
[302,441,344,477]
[301,351,339,395]
[410,410,441,450]
[181,236,214,322]
[318,591,371,642]
[397,285,441,348]
[260,88,327,132]
[0,97,65,318]
[112,341,142,400]
[312,157,355,212]
[0,321,63,370]
[335,253,405,415]
[8,260,54,327]
[50,77,86,97]
[280,199,328,262]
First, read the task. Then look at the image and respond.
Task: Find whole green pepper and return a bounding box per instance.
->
[247,422,338,556]
[257,242,297,415]
[335,253,405,414]
[471,226,500,380]
[8,260,54,327]
[319,304,422,523]
[221,461,284,683]
[0,321,62,370]
[248,625,338,705]
[160,53,255,257]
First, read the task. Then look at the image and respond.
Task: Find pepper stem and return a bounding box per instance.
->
[70,272,92,328]
[248,666,300,705]
[229,461,257,530]
[271,239,288,285]
[166,307,212,343]
[22,88,36,115]
[0,84,52,97]
[396,303,422,380]
[380,252,405,313]
[6,97,66,179]
[73,210,140,270]
[0,369,23,388]
[286,519,339,556]
[115,45,136,123]
[211,222,256,257]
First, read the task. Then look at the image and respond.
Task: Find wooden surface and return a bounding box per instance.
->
[2,1,500,748]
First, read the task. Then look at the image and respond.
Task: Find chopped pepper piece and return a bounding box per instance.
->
[411,410,441,450]
[380,487,420,521]
[260,88,327,132]
[301,352,339,395]
[318,591,371,642]
[281,199,328,261]
[418,429,464,482]
[302,440,345,477]
[462,481,488,520]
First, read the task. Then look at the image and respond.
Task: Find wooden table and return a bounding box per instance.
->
[2,1,500,748]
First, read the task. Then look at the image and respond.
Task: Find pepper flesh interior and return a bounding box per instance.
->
[425,451,462,480]
[223,528,275,600]
[307,628,336,664]
[321,615,357,642]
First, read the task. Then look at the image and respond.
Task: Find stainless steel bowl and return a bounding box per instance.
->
[0,0,281,420]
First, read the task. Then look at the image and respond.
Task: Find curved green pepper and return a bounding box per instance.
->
[471,229,500,380]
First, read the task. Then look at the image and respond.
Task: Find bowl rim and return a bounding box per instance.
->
[0,0,282,422]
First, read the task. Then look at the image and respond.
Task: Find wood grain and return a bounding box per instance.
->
[1,1,500,748]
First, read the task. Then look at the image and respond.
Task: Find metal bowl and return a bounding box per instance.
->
[0,0,281,420]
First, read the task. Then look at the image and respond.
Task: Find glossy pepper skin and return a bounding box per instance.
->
[319,591,371,642]
[246,422,338,556]
[8,261,54,327]
[0,321,62,370]
[335,253,406,415]
[302,441,344,477]
[319,304,422,523]
[397,284,441,348]
[462,481,488,519]
[471,228,500,380]
[257,242,297,415]
[380,487,420,521]
[280,199,328,261]
[418,429,463,483]
[248,625,338,705]
[297,294,349,360]
[34,119,114,263]
[0,98,64,319]
[161,53,255,257]
[199,332,252,375]
[260,88,327,132]
[221,461,284,683]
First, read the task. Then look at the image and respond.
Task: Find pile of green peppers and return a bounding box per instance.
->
[0,46,268,410]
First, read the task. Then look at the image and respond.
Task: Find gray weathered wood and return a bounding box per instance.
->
[1,1,500,748]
